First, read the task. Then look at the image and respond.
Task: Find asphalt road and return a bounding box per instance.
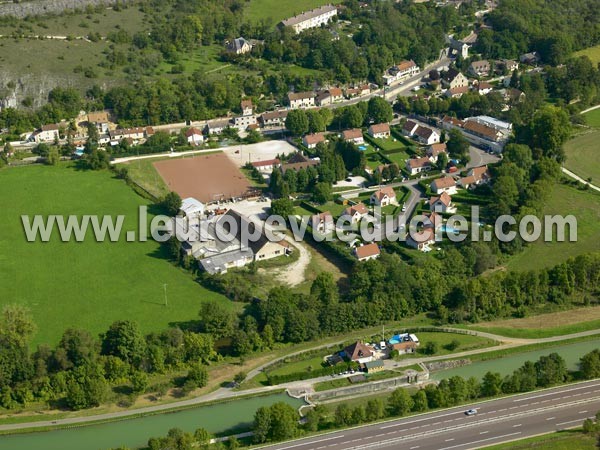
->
[258,379,600,450]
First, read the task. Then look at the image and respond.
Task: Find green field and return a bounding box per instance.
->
[244,0,333,23]
[583,108,600,128]
[564,130,600,183]
[0,164,231,346]
[574,44,600,65]
[485,430,595,450]
[507,183,600,271]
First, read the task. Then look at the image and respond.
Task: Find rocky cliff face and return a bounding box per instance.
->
[0,0,134,19]
[0,70,81,109]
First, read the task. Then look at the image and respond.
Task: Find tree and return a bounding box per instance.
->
[285,110,309,136]
[580,349,600,379]
[307,110,326,133]
[271,198,294,218]
[368,97,393,124]
[253,406,271,443]
[186,363,208,389]
[304,405,327,431]
[436,152,448,171]
[446,129,469,160]
[46,147,60,165]
[56,328,98,369]
[198,300,236,339]
[312,182,332,204]
[101,320,146,368]
[194,428,212,449]
[130,371,149,393]
[388,387,414,416]
[269,402,299,441]
[335,403,353,426]
[162,191,182,216]
[365,398,386,421]
[481,371,503,397]
[519,106,570,161]
[535,353,567,387]
[64,363,108,410]
[412,389,428,412]
[0,304,36,343]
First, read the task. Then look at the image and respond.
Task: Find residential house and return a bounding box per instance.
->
[206,118,231,135]
[346,84,371,98]
[233,113,257,130]
[466,165,491,186]
[315,87,344,106]
[475,81,493,95]
[180,198,204,218]
[302,132,327,149]
[423,212,442,230]
[279,5,338,34]
[251,159,281,172]
[288,91,315,109]
[431,176,457,195]
[109,127,147,142]
[426,143,447,163]
[445,86,470,98]
[406,156,432,176]
[402,120,420,137]
[392,341,417,354]
[342,128,364,145]
[226,37,252,54]
[342,341,374,363]
[383,60,420,85]
[185,127,204,146]
[498,59,519,73]
[280,153,320,174]
[441,68,469,90]
[520,52,540,65]
[35,123,61,143]
[414,126,440,145]
[355,243,381,262]
[368,123,391,139]
[87,111,111,134]
[370,186,397,207]
[458,175,477,189]
[342,203,369,224]
[260,110,288,128]
[407,228,436,252]
[429,192,455,214]
[468,60,491,77]
[311,211,335,234]
[241,100,254,116]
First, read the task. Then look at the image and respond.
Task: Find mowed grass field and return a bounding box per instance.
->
[485,430,595,450]
[507,183,600,271]
[583,108,600,128]
[564,129,600,183]
[244,0,333,23]
[574,44,600,65]
[0,164,231,346]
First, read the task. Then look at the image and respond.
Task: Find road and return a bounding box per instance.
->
[258,379,600,450]
[562,167,600,193]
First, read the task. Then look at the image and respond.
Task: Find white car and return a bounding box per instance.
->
[401,203,407,212]
[465,409,478,416]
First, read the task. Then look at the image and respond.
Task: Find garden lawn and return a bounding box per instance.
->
[381,151,411,167]
[410,332,497,357]
[583,108,600,128]
[507,183,600,271]
[369,137,406,152]
[574,44,600,65]
[0,163,230,346]
[244,0,333,23]
[564,130,600,183]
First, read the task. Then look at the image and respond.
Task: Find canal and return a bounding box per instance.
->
[0,393,305,450]
[431,338,600,381]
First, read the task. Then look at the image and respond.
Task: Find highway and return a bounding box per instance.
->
[259,379,600,450]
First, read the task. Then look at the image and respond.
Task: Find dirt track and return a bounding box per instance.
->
[153,153,251,203]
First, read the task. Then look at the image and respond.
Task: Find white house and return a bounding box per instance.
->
[185,128,204,146]
[468,60,491,77]
[370,186,396,207]
[414,126,440,145]
[315,88,344,106]
[406,156,432,176]
[251,158,281,172]
[288,91,315,109]
[311,211,335,234]
[241,100,253,116]
[342,128,364,145]
[302,132,326,149]
[431,176,457,195]
[279,5,338,34]
[227,37,252,55]
[35,123,61,143]
[429,192,456,214]
[342,203,369,224]
[368,123,391,139]
[427,143,447,163]
[260,110,288,128]
[407,228,436,252]
[402,120,419,137]
[383,60,420,85]
[355,243,381,261]
[206,119,231,135]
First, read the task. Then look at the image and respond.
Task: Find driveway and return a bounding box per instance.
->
[467,146,500,169]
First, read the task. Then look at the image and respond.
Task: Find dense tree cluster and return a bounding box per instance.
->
[475,0,600,64]
[0,307,214,411]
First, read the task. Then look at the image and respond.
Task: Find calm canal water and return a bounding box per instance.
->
[431,338,600,381]
[0,393,305,450]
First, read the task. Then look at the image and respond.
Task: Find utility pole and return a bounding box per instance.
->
[163,284,168,307]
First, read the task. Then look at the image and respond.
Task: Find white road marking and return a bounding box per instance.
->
[580,410,588,414]
[546,417,556,421]
[446,438,455,441]
[438,432,522,450]
[556,418,586,427]
[277,435,345,450]
[480,431,489,434]
[513,424,522,428]
[409,446,420,449]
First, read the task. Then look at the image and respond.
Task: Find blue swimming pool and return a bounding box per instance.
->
[358,145,368,151]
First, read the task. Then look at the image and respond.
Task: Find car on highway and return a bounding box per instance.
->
[465,409,478,416]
